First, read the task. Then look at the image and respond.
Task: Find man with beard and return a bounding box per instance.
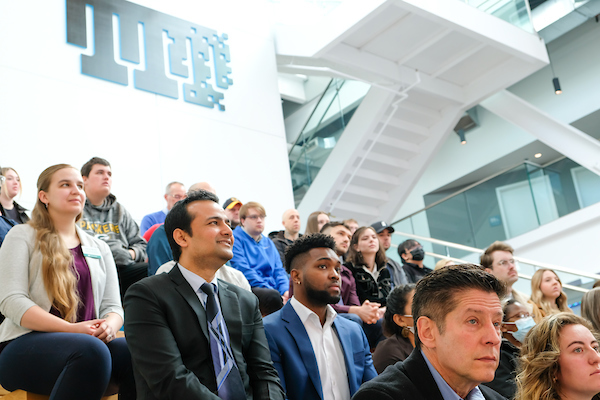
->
[263,234,377,400]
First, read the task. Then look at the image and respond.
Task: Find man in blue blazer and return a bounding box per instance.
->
[263,234,377,400]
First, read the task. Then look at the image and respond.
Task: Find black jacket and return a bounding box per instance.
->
[0,201,29,224]
[482,339,519,399]
[345,262,392,307]
[352,348,507,400]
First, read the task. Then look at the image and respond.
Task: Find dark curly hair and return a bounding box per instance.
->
[284,233,336,272]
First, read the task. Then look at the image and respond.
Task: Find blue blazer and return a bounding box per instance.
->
[263,301,377,400]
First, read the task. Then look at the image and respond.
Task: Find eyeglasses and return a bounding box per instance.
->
[169,194,186,200]
[506,312,530,321]
[245,215,265,221]
[497,259,516,266]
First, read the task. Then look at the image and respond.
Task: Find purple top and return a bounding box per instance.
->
[49,245,96,322]
[0,245,96,353]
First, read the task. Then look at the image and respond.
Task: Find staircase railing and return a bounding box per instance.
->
[389,231,598,309]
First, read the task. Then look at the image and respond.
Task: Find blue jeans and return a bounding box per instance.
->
[0,332,135,400]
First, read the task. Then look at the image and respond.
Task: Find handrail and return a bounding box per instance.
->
[391,231,600,282]
[419,251,588,293]
[288,78,336,156]
[391,160,541,226]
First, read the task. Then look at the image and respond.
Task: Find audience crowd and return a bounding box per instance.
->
[0,160,599,400]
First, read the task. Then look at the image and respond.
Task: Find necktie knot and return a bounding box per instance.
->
[201,282,216,296]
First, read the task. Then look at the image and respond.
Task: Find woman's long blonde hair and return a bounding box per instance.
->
[29,164,82,322]
[530,268,570,322]
[515,313,600,400]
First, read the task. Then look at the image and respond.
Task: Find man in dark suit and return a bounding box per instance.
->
[353,264,507,400]
[124,190,284,400]
[263,234,377,400]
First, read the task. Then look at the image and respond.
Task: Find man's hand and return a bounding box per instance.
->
[350,300,381,324]
[282,291,290,304]
[129,249,136,260]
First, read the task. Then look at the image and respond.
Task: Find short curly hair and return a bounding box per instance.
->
[284,233,336,273]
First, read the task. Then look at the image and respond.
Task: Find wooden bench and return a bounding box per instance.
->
[0,388,117,400]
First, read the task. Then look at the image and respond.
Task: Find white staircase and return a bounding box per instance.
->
[275,0,549,224]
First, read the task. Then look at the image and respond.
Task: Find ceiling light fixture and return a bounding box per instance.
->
[547,46,562,95]
[457,129,467,145]
[534,153,542,158]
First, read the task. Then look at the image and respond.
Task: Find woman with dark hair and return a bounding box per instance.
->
[0,164,135,399]
[0,167,29,224]
[304,211,329,235]
[372,284,415,373]
[515,312,600,400]
[345,226,392,307]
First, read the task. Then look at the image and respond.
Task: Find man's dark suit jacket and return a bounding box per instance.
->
[124,265,285,400]
[352,348,506,400]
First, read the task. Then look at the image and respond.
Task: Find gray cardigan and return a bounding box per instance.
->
[0,224,123,343]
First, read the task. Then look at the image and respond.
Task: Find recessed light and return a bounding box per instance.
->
[534,153,542,158]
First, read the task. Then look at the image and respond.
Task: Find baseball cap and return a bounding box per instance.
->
[223,197,242,210]
[371,220,395,234]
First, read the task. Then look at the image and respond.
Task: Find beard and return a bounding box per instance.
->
[304,280,341,306]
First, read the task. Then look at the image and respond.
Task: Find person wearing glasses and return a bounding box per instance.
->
[0,168,17,247]
[140,181,186,235]
[481,241,531,311]
[483,299,535,398]
[230,202,289,316]
[372,284,416,373]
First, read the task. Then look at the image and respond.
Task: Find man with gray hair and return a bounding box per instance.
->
[140,182,187,235]
[353,264,506,400]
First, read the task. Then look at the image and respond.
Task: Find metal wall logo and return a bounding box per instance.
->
[66,0,232,110]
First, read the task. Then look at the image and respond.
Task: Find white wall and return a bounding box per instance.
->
[0,0,294,233]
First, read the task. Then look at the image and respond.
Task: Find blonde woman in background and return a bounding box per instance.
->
[0,164,135,399]
[581,287,600,333]
[0,167,29,224]
[529,268,572,323]
[515,313,600,400]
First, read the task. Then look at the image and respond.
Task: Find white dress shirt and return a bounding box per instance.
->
[290,297,351,400]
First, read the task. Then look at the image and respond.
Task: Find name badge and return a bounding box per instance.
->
[82,246,102,259]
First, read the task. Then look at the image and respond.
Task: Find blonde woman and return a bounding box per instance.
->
[0,167,29,224]
[529,268,572,323]
[0,164,134,399]
[515,313,600,400]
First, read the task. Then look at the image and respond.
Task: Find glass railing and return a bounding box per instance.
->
[460,0,535,33]
[288,78,370,206]
[387,232,598,313]
[390,157,600,271]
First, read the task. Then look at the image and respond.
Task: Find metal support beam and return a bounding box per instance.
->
[481,90,600,175]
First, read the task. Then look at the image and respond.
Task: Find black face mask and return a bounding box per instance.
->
[410,248,425,261]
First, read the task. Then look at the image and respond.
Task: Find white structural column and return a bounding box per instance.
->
[481,90,600,176]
